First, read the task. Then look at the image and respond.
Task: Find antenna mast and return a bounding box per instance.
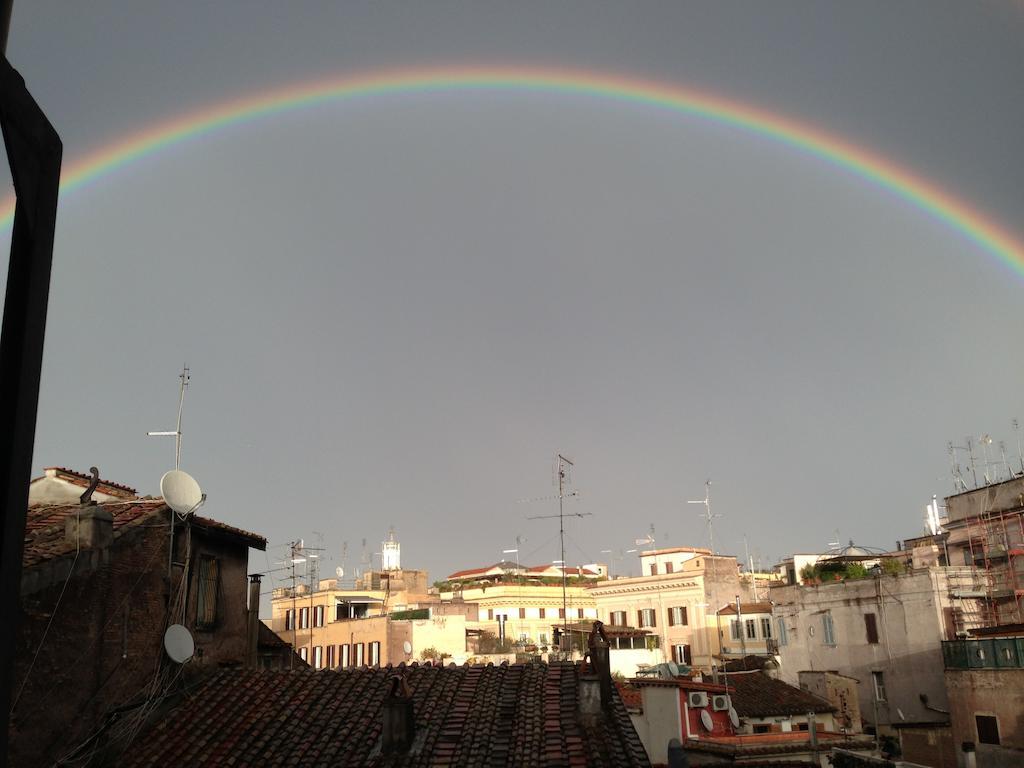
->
[147,365,190,469]
[527,454,589,652]
[688,479,724,675]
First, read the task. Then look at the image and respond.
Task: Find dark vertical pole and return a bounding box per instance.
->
[0,15,64,755]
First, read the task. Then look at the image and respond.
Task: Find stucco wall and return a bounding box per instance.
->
[945,668,1024,768]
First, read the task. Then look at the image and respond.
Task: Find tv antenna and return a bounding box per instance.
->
[526,454,589,645]
[687,479,725,661]
[1014,419,1024,475]
[147,365,190,469]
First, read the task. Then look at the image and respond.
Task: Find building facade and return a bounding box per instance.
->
[590,548,744,671]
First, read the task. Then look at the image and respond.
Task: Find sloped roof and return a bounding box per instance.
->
[22,500,265,569]
[117,663,650,767]
[37,466,138,497]
[22,500,162,568]
[725,671,835,717]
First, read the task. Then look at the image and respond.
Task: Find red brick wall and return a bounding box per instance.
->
[9,513,254,767]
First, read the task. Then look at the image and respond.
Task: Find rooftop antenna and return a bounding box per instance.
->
[160,469,206,610]
[1014,419,1024,475]
[980,435,994,485]
[527,454,589,649]
[948,441,969,492]
[147,365,190,469]
[966,437,978,488]
[339,540,348,586]
[687,479,725,682]
[999,441,1011,482]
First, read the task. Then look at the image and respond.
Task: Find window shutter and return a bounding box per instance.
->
[668,608,675,626]
[865,613,879,644]
[637,610,643,627]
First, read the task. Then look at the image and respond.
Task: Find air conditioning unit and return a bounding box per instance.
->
[687,691,709,708]
[712,694,730,712]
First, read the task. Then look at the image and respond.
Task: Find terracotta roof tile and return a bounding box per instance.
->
[22,501,162,568]
[118,663,650,767]
[725,671,835,717]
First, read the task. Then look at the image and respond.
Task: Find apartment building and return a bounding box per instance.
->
[590,547,744,671]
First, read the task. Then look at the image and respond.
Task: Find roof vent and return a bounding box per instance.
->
[78,466,100,505]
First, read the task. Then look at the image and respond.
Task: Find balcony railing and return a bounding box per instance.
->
[942,637,1024,669]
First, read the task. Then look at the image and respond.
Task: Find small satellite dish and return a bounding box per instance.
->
[729,707,740,729]
[403,641,413,655]
[164,624,195,664]
[700,709,714,732]
[161,470,203,514]
[336,566,344,578]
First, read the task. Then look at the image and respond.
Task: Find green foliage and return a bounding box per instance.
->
[799,563,819,583]
[390,608,430,620]
[882,558,905,576]
[477,630,514,654]
[420,647,440,661]
[843,562,868,580]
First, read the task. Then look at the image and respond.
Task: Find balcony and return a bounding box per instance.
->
[942,637,1024,669]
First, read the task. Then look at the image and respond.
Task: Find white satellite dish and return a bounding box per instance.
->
[729,706,740,729]
[164,624,195,663]
[403,641,413,655]
[700,709,714,732]
[336,566,345,578]
[161,470,204,514]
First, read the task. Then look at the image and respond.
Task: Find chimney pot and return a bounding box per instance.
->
[382,675,415,754]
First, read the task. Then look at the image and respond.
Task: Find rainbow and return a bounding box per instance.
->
[1,65,1021,276]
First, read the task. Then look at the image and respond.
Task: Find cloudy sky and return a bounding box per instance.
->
[3,2,1023,597]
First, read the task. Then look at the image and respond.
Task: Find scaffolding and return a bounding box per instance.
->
[951,508,1024,632]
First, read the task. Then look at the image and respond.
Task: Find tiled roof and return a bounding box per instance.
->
[191,514,266,550]
[721,655,774,673]
[38,466,138,497]
[725,671,835,717]
[118,662,650,767]
[22,501,162,568]
[717,601,774,616]
[258,621,291,649]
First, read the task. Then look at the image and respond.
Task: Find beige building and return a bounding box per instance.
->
[439,582,598,649]
[589,547,744,671]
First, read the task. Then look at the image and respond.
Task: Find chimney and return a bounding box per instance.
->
[246,574,262,668]
[580,621,613,719]
[65,506,113,549]
[382,675,415,754]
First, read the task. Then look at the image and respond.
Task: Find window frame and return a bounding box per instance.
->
[195,555,220,630]
[872,671,887,702]
[822,613,836,646]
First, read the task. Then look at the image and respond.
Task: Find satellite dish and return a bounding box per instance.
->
[403,641,413,655]
[160,470,203,514]
[729,707,740,729]
[700,709,714,732]
[164,624,195,663]
[336,566,344,578]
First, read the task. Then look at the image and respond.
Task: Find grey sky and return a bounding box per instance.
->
[3,2,1023,599]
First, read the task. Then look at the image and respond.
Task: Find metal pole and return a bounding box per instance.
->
[0,34,63,756]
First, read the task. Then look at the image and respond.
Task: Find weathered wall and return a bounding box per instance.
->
[945,668,1024,768]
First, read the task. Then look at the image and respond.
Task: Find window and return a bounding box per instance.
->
[673,644,692,665]
[745,619,757,639]
[539,633,548,645]
[577,608,584,619]
[822,614,836,646]
[354,643,365,666]
[299,647,308,662]
[195,556,220,629]
[777,617,788,646]
[488,609,494,620]
[761,617,772,639]
[313,646,323,669]
[559,608,566,619]
[369,641,381,667]
[609,610,626,626]
[539,608,546,619]
[865,613,879,644]
[519,607,526,619]
[285,609,294,631]
[668,607,688,626]
[665,562,673,573]
[638,609,656,628]
[340,644,351,668]
[650,563,657,575]
[327,645,336,668]
[976,715,1000,745]
[299,607,309,629]
[753,724,771,734]
[313,605,325,627]
[731,620,741,640]
[872,671,886,702]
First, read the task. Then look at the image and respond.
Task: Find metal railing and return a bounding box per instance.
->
[942,637,1024,669]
